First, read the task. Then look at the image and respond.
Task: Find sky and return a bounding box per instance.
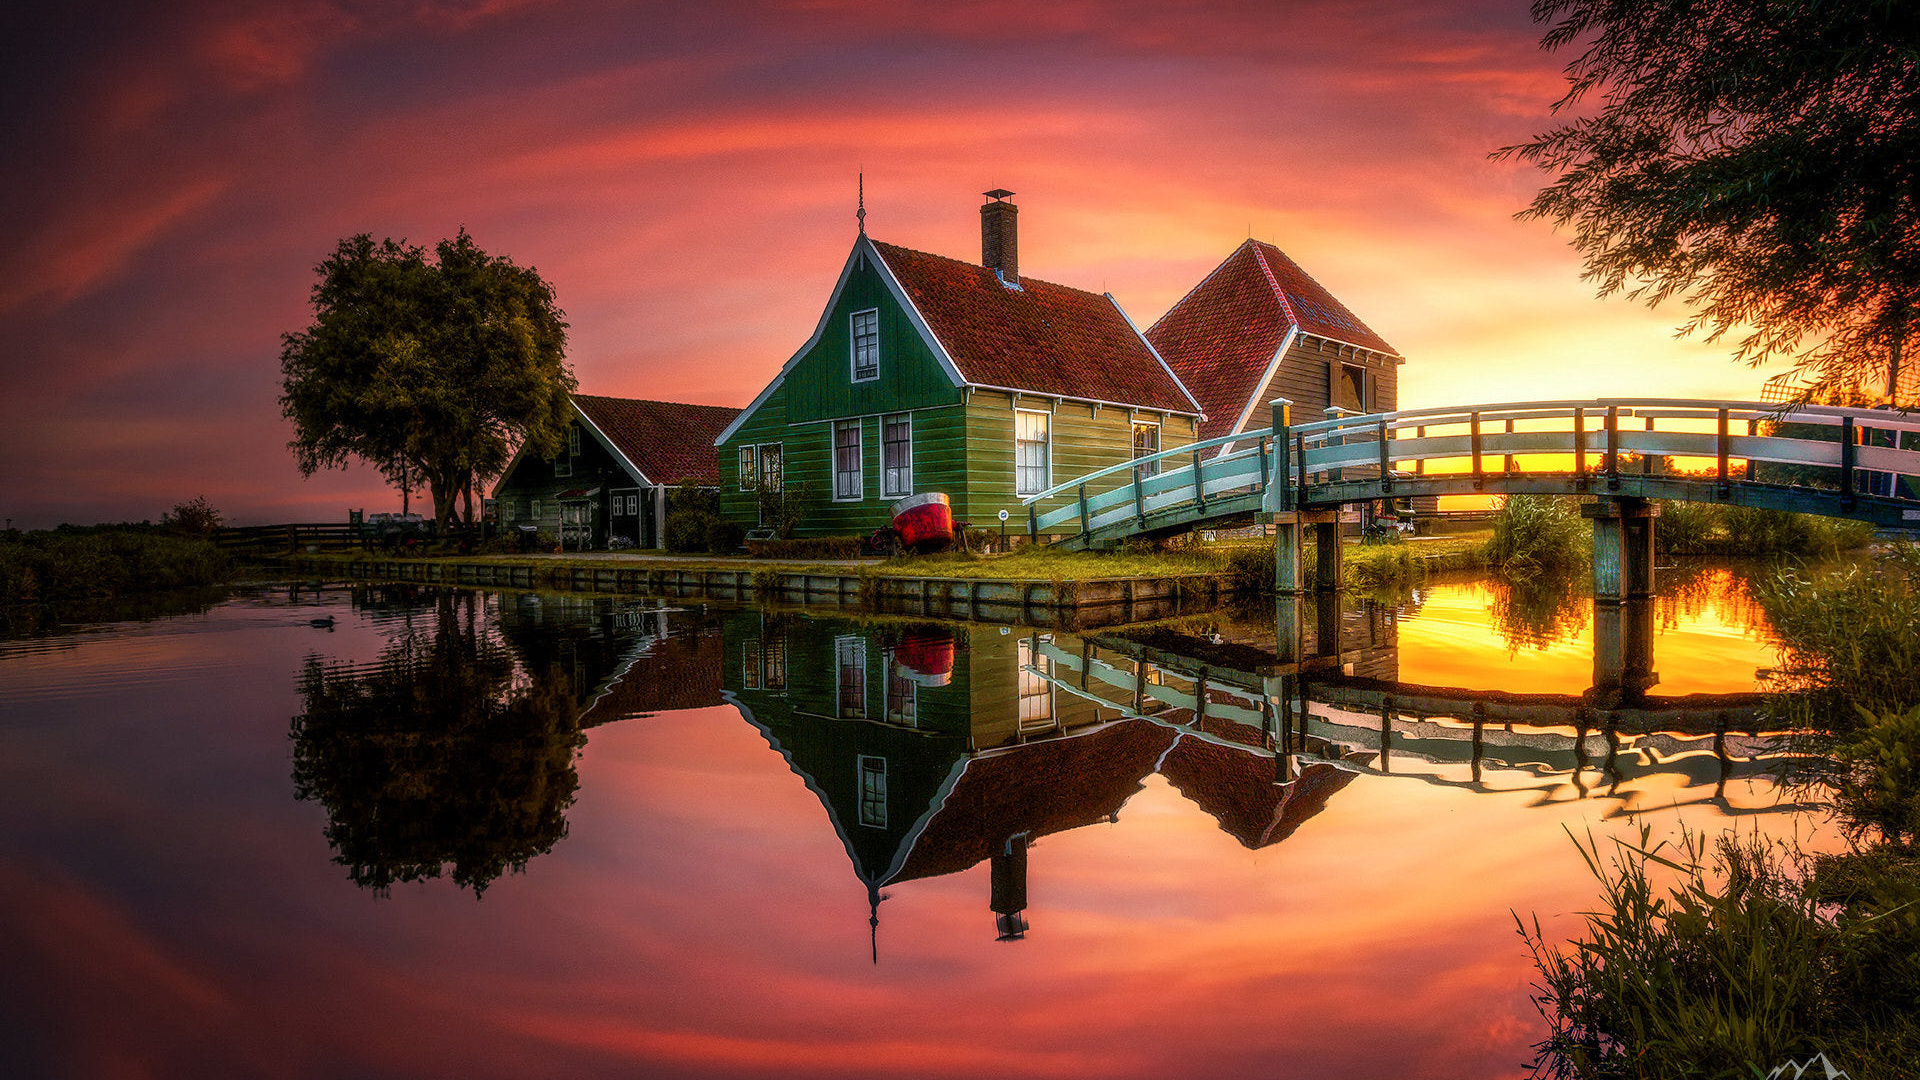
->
[0,0,1786,528]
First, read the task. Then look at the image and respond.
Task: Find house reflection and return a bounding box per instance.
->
[722,612,1362,951]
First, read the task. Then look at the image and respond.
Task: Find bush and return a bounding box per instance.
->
[161,496,222,536]
[0,527,231,607]
[664,483,722,553]
[1834,704,1920,848]
[1485,495,1590,580]
[1754,545,1920,730]
[742,536,865,560]
[755,481,814,540]
[1522,827,1920,1080]
[705,518,746,554]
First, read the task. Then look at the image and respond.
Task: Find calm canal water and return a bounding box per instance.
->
[0,569,1829,1079]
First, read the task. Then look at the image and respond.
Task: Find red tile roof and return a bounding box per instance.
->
[890,720,1176,884]
[572,394,738,485]
[1148,240,1397,442]
[870,240,1200,416]
[1158,740,1356,849]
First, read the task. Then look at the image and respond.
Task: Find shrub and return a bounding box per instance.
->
[755,481,814,540]
[1833,704,1920,848]
[664,483,722,553]
[161,496,222,536]
[705,518,746,554]
[1485,495,1590,580]
[743,536,865,559]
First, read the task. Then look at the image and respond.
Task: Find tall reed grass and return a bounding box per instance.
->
[1485,495,1591,580]
[0,526,231,608]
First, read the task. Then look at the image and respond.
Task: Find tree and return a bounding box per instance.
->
[279,231,576,533]
[1500,1,1920,402]
[160,495,221,535]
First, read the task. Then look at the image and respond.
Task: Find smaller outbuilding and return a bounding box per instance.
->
[493,394,738,549]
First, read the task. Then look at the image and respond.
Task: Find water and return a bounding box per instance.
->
[0,572,1830,1079]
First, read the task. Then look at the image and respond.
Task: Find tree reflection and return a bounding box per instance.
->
[1488,573,1590,653]
[290,594,585,896]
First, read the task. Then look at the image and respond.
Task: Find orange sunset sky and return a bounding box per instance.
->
[0,0,1789,528]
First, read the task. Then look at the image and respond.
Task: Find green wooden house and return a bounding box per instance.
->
[714,192,1203,540]
[494,394,738,548]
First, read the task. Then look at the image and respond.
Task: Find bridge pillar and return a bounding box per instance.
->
[1314,518,1343,593]
[1585,497,1660,705]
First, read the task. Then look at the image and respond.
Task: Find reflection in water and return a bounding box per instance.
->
[1488,574,1590,653]
[291,592,586,895]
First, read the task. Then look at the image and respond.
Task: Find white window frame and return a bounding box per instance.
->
[759,443,783,492]
[857,755,888,829]
[836,636,867,718]
[833,419,864,502]
[881,413,913,498]
[1015,408,1052,496]
[885,651,918,727]
[1132,420,1161,477]
[568,426,580,456]
[738,446,758,492]
[850,308,880,383]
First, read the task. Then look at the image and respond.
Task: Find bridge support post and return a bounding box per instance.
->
[1584,497,1660,705]
[1314,517,1343,594]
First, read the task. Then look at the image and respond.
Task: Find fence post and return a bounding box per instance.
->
[1643,415,1656,475]
[1191,448,1206,509]
[1470,411,1483,488]
[1841,415,1857,508]
[1325,406,1348,484]
[1377,418,1392,493]
[1574,407,1586,479]
[1728,407,1743,495]
[1133,463,1146,524]
[1606,406,1621,491]
[1079,483,1091,537]
[1028,503,1038,542]
[1269,399,1293,512]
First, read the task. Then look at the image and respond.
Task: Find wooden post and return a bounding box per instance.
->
[1643,415,1655,475]
[1842,415,1857,508]
[1728,407,1743,495]
[1377,418,1392,493]
[1470,411,1483,487]
[1606,406,1621,490]
[1078,483,1091,537]
[1133,463,1146,524]
[1414,425,1426,476]
[1295,432,1308,503]
[1270,399,1293,513]
[1257,435,1270,490]
[1191,447,1206,509]
[1028,503,1038,542]
[1574,407,1586,479]
[1504,417,1515,474]
[1325,407,1348,484]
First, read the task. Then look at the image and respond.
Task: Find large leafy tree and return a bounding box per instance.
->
[1501,0,1920,401]
[280,231,576,531]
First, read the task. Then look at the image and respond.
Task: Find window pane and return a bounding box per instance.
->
[1132,422,1160,477]
[739,446,757,491]
[837,638,866,718]
[761,445,782,491]
[1015,411,1049,495]
[835,421,862,499]
[882,414,911,496]
[851,310,879,381]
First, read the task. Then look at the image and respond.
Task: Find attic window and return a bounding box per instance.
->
[851,308,879,382]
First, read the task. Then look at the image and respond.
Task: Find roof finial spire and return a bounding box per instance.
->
[857,171,867,235]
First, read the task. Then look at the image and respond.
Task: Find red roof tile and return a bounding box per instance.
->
[1148,241,1397,442]
[1158,740,1356,849]
[890,720,1176,884]
[870,240,1199,416]
[572,394,738,486]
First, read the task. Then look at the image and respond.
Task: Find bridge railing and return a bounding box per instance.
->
[1022,396,1920,542]
[1286,398,1920,504]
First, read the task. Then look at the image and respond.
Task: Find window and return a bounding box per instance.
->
[834,420,863,501]
[1338,364,1366,412]
[882,413,912,497]
[885,652,917,726]
[836,636,867,718]
[568,425,580,456]
[553,455,571,478]
[625,495,638,515]
[759,444,782,491]
[763,633,788,690]
[850,309,879,382]
[742,642,761,690]
[1015,409,1051,495]
[530,499,541,519]
[1132,421,1161,477]
[1017,637,1054,731]
[738,446,757,491]
[858,756,887,828]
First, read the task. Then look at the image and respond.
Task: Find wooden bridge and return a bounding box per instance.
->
[1023,397,1920,553]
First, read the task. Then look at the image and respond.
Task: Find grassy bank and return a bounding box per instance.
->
[1,526,231,608]
[1524,543,1920,1079]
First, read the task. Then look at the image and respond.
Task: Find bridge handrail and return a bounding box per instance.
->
[1019,429,1264,505]
[1289,398,1920,440]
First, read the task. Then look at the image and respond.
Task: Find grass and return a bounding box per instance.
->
[1486,495,1592,581]
[1752,544,1920,732]
[1658,501,1876,558]
[1,526,231,608]
[1522,827,1920,1080]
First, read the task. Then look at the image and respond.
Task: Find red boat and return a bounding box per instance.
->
[891,492,954,553]
[895,629,955,687]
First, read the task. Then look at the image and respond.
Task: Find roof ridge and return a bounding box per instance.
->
[1146,239,1261,336]
[868,238,1107,304]
[1248,242,1302,329]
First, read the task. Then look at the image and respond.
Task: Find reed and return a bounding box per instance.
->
[1485,495,1592,580]
[0,526,231,607]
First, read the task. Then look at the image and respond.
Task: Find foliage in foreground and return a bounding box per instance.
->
[1501,0,1920,399]
[1522,827,1920,1080]
[0,526,230,608]
[1753,544,1920,732]
[1655,501,1875,559]
[1485,495,1592,580]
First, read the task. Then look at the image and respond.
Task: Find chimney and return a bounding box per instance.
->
[980,189,1018,283]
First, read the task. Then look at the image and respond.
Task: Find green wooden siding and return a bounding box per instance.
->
[962,391,1197,535]
[785,250,964,423]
